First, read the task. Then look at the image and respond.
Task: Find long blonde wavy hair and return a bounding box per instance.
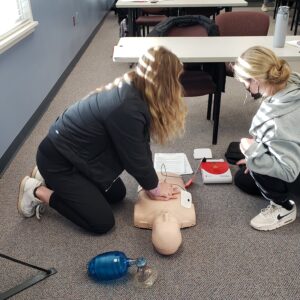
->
[234,46,291,85]
[89,47,186,144]
[128,46,187,144]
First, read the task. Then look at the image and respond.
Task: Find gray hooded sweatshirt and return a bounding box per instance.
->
[245,72,300,183]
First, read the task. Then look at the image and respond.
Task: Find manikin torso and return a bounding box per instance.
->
[134,173,196,255]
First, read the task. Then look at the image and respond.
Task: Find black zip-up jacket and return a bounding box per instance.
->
[47,80,159,191]
[148,15,226,92]
[148,15,219,37]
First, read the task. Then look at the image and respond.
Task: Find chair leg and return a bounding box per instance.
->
[291,0,299,31]
[207,94,213,120]
[291,4,296,31]
[212,92,221,145]
[294,5,300,35]
[274,0,282,19]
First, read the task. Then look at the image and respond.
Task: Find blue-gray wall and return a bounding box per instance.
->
[0,0,114,172]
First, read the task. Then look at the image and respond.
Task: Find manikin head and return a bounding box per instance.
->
[152,211,182,255]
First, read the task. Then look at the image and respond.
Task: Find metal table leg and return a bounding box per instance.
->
[0,253,57,300]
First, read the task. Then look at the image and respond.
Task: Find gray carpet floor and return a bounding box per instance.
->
[1,7,300,300]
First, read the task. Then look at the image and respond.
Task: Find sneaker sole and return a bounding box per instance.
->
[17,176,32,217]
[261,7,274,12]
[250,215,296,231]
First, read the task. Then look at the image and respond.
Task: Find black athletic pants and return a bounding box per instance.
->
[234,166,300,208]
[36,137,126,234]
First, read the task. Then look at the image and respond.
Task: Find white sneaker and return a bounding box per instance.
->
[261,3,274,12]
[261,4,269,12]
[250,201,296,231]
[18,176,45,219]
[31,166,45,185]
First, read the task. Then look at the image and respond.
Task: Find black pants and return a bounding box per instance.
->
[36,137,126,234]
[234,166,300,207]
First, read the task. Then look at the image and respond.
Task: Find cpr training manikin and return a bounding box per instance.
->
[134,173,196,255]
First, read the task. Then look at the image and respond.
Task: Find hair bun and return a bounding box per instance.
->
[268,60,290,84]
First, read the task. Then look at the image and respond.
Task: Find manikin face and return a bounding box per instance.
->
[152,211,182,255]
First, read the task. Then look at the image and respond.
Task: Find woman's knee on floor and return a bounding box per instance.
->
[87,210,116,234]
[234,167,261,196]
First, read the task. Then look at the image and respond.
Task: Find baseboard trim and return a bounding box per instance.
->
[0,12,110,177]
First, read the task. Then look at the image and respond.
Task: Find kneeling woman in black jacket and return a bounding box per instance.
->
[18,46,187,234]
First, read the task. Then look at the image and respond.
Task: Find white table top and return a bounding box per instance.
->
[116,0,247,8]
[113,36,300,63]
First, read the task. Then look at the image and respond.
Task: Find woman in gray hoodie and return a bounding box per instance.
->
[233,46,300,231]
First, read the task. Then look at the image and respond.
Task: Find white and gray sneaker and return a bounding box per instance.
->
[31,166,45,186]
[261,4,269,12]
[261,3,274,12]
[250,200,296,231]
[18,176,45,219]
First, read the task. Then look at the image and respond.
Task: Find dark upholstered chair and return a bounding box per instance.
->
[215,11,269,74]
[166,25,217,98]
[149,16,225,144]
[210,11,270,122]
[216,11,270,37]
[212,11,270,121]
[135,8,168,36]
